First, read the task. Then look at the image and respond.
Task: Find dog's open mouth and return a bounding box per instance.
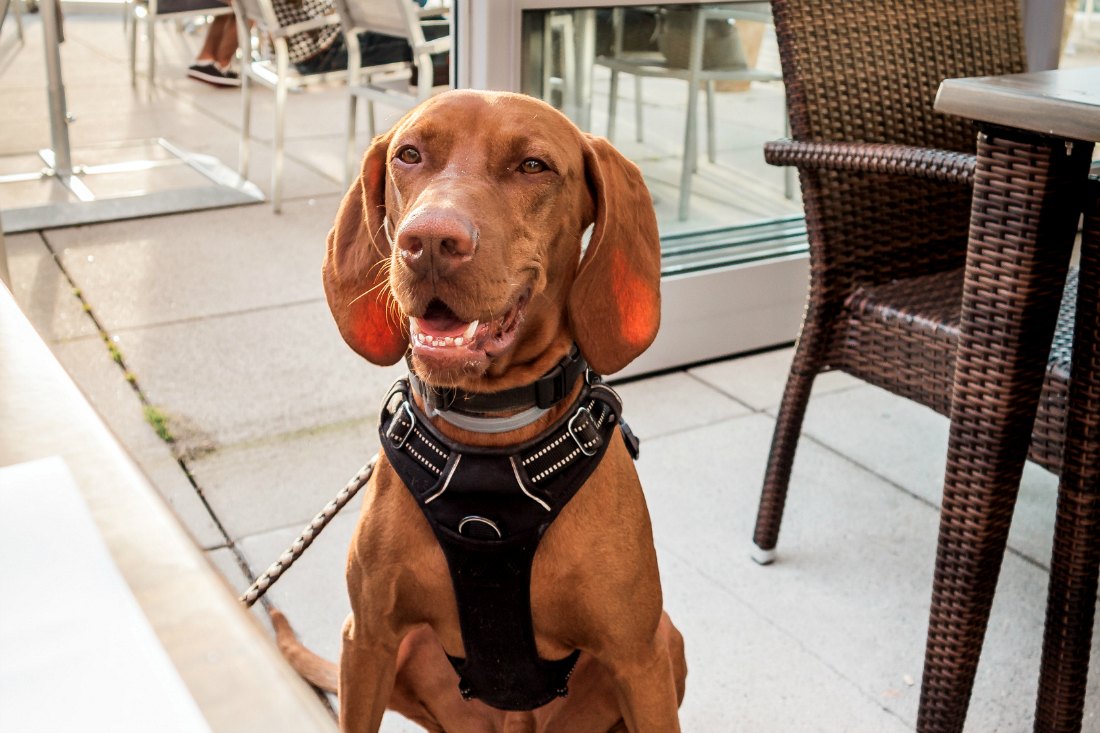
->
[408,290,530,367]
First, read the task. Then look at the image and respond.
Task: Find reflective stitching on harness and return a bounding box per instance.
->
[414,427,447,458]
[521,430,572,465]
[510,456,551,511]
[521,410,593,465]
[407,445,444,474]
[530,447,582,483]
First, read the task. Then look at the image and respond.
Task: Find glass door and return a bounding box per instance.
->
[455,0,809,377]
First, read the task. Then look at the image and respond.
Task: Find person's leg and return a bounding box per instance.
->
[189,12,240,85]
[212,14,237,69]
[194,14,230,64]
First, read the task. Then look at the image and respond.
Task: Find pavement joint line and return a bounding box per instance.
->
[37,229,262,587]
[681,367,759,412]
[99,295,327,335]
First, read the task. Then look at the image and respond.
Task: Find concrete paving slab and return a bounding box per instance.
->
[193,135,346,203]
[0,83,240,155]
[659,551,911,732]
[111,299,404,450]
[4,232,99,341]
[800,383,1059,568]
[48,335,226,549]
[635,411,1097,730]
[46,194,341,330]
[611,370,751,440]
[191,81,353,144]
[189,417,378,540]
[689,345,862,411]
[0,15,129,94]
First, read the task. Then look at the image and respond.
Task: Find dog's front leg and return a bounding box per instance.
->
[338,613,400,733]
[606,636,683,733]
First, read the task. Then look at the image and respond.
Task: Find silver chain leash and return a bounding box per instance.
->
[240,456,377,607]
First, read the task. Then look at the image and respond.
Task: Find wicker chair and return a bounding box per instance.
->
[753,0,1094,730]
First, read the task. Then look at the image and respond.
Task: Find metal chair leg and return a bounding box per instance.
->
[345,32,362,187]
[271,39,289,213]
[706,80,717,165]
[677,8,705,221]
[128,3,139,87]
[235,13,252,181]
[146,0,157,89]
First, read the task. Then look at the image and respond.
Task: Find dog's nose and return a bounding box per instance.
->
[396,210,476,280]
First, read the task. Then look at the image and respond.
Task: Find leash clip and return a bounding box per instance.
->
[568,406,599,457]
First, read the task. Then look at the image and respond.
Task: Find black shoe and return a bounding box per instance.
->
[187,63,241,87]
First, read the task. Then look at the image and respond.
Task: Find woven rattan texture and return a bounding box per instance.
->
[756,2,1094,729]
[1034,183,1100,733]
[917,134,1093,733]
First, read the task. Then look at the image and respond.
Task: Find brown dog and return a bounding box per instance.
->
[294,89,685,733]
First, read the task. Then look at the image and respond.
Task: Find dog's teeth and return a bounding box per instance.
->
[462,320,479,340]
[444,337,454,346]
[408,317,421,334]
[454,337,465,347]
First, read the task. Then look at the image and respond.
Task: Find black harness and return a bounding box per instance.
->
[377,359,639,711]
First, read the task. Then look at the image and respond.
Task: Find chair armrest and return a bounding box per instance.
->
[414,35,450,56]
[763,139,975,185]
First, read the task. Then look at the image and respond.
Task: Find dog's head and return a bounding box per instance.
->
[323,90,661,391]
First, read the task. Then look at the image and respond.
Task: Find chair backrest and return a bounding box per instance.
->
[234,0,281,34]
[771,0,1028,292]
[147,0,235,17]
[335,0,423,45]
[773,0,1026,152]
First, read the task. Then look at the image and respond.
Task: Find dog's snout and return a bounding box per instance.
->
[396,210,476,279]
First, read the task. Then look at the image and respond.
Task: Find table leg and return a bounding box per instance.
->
[916,131,1094,733]
[1034,178,1100,733]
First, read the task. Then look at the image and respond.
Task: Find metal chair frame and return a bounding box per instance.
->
[596,5,785,221]
[232,0,344,212]
[332,0,450,184]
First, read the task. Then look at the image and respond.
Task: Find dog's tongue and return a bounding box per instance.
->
[412,300,479,339]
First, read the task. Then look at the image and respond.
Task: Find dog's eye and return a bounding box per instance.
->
[397,147,421,165]
[519,158,548,174]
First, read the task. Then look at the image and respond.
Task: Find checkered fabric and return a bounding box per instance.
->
[270,0,340,64]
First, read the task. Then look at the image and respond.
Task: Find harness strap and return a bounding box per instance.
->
[378,375,632,711]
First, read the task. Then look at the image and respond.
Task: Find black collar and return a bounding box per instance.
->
[407,346,587,415]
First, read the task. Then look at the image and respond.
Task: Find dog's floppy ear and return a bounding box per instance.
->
[322,133,408,365]
[568,134,662,375]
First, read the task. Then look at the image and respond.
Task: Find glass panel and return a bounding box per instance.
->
[520,3,803,272]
